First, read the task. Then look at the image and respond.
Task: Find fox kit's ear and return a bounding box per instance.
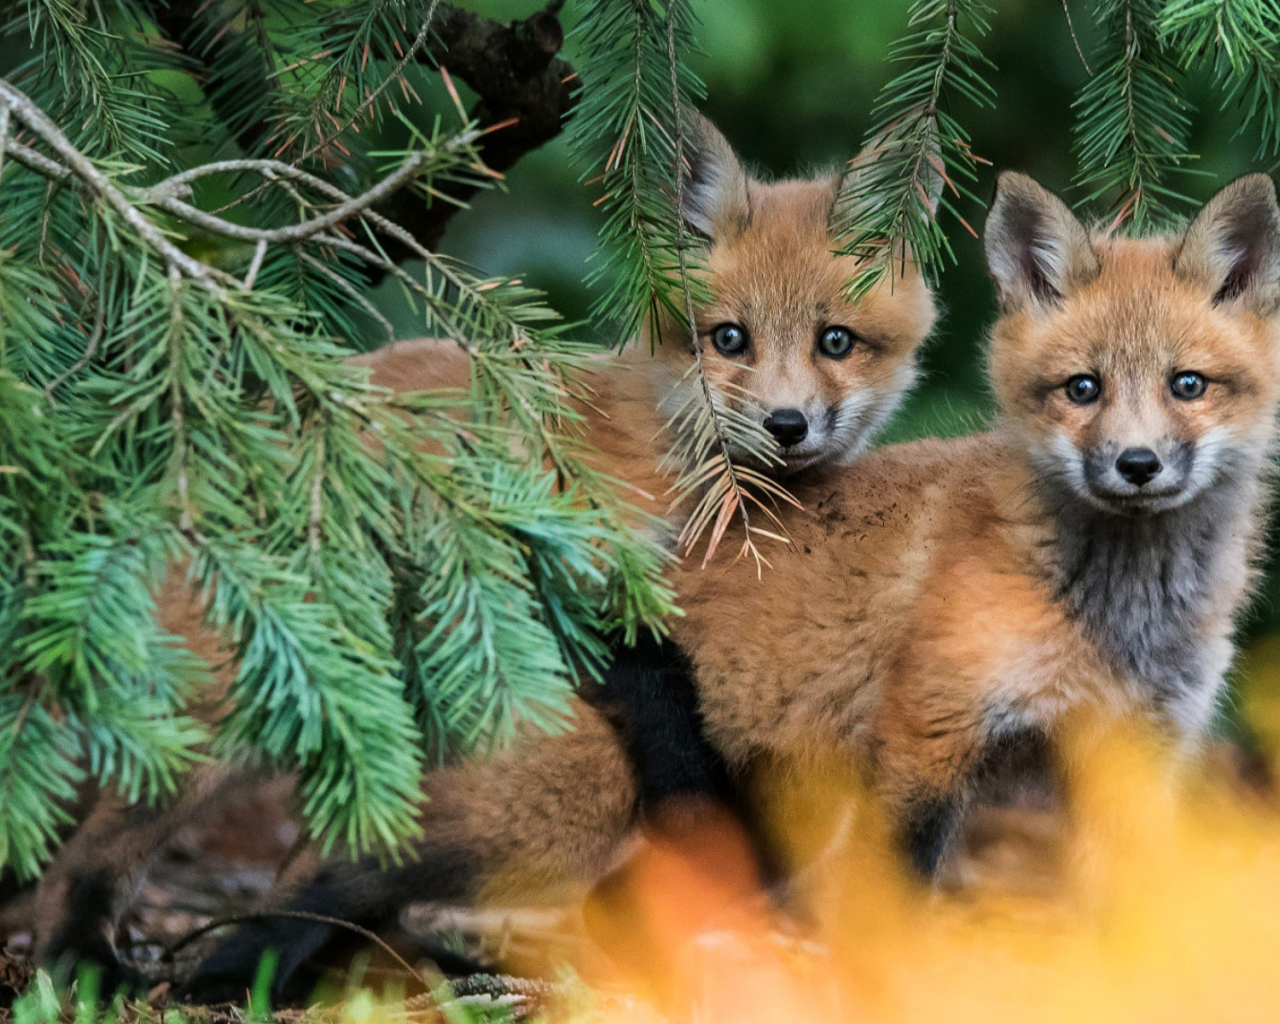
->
[984,172,1099,312]
[1176,174,1280,316]
[681,113,750,242]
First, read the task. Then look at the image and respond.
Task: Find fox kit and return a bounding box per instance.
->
[182,170,1280,1003]
[354,113,938,499]
[18,117,937,989]
[351,115,937,831]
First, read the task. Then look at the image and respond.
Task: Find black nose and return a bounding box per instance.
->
[763,408,808,447]
[1115,446,1162,486]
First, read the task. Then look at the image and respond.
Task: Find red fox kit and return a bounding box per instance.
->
[354,113,938,502]
[182,170,1280,1003]
[19,116,937,990]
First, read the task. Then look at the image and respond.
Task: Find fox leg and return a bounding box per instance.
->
[181,702,639,1005]
[878,707,1056,881]
[579,635,775,1006]
[32,761,256,992]
[585,633,734,809]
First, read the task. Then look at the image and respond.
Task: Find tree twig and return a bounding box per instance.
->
[0,80,232,288]
[143,151,431,244]
[1062,0,1094,76]
[152,0,577,258]
[44,304,106,399]
[663,6,762,570]
[375,0,579,255]
[165,908,429,988]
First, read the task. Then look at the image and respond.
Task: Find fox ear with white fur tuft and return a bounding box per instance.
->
[680,113,751,242]
[984,172,1099,312]
[1176,174,1280,316]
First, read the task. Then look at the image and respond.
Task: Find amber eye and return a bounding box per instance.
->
[817,326,857,359]
[710,323,749,356]
[1170,371,1207,401]
[1065,374,1101,404]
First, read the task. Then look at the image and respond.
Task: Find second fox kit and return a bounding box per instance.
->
[20,116,937,985]
[184,170,1280,1000]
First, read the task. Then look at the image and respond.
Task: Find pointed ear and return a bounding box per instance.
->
[1175,174,1280,316]
[984,172,1099,312]
[681,112,750,241]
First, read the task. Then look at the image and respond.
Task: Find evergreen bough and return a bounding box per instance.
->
[0,0,674,877]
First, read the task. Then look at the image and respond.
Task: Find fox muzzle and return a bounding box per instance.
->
[1082,439,1196,511]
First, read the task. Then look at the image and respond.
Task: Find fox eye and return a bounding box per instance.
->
[710,323,749,357]
[1170,371,1207,401]
[817,326,857,360]
[1065,374,1101,405]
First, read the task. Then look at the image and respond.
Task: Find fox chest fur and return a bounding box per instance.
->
[669,431,1263,809]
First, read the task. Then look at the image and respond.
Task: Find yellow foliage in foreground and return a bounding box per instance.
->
[545,637,1280,1023]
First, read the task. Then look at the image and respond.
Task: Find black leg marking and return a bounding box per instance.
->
[44,870,145,994]
[903,795,963,880]
[181,844,482,1005]
[585,633,792,885]
[0,869,32,910]
[900,728,1055,881]
[584,632,735,806]
[970,726,1056,808]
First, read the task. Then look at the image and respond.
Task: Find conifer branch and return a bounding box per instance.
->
[1073,0,1194,227]
[567,0,784,565]
[1158,0,1280,160]
[371,0,580,255]
[663,10,770,570]
[834,0,995,297]
[0,61,674,874]
[152,0,577,257]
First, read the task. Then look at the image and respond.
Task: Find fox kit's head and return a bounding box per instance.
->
[985,172,1280,515]
[652,116,938,474]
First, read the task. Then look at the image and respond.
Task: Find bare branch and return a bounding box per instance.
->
[0,80,231,287]
[378,1,579,254]
[3,138,72,182]
[143,151,431,244]
[0,105,10,186]
[243,239,268,289]
[1062,0,1094,76]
